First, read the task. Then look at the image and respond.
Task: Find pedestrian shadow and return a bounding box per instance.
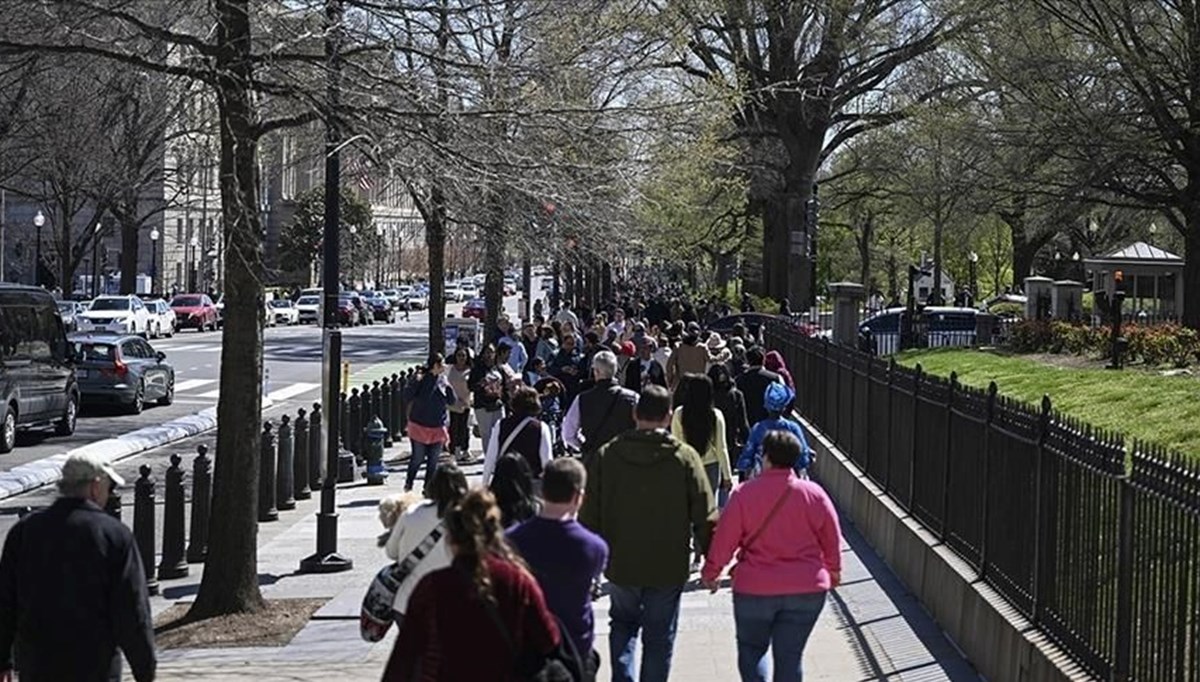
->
[338,498,381,509]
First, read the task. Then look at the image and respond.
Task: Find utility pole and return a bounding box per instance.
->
[300,0,351,574]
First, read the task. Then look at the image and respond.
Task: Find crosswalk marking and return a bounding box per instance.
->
[266,382,321,401]
[174,379,217,392]
[197,388,221,399]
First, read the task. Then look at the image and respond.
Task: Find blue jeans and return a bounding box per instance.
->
[405,440,442,491]
[608,584,683,682]
[733,592,826,682]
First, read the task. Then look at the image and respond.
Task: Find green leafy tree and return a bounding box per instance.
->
[278,186,373,285]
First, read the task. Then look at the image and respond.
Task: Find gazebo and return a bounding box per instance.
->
[1083,241,1184,320]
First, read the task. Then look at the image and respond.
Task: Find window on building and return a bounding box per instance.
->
[176,218,183,241]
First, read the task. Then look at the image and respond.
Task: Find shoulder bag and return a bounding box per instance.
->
[359,520,445,642]
[731,484,791,576]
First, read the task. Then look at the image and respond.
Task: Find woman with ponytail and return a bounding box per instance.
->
[383,489,564,681]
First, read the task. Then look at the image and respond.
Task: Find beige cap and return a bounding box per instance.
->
[60,452,126,488]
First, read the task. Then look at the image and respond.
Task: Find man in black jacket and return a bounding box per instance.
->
[736,347,783,425]
[0,453,156,682]
[623,338,667,392]
[563,350,638,460]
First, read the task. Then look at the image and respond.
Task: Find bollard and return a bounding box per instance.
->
[309,403,323,489]
[133,465,159,595]
[360,383,373,457]
[390,373,403,440]
[381,376,394,448]
[294,408,312,500]
[259,421,278,522]
[277,415,296,511]
[158,453,189,579]
[371,380,383,423]
[339,391,350,452]
[186,444,212,563]
[364,416,389,485]
[348,388,362,457]
[105,486,122,521]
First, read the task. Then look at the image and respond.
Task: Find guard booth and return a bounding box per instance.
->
[443,317,481,355]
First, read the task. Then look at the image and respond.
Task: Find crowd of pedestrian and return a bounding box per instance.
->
[0,280,843,682]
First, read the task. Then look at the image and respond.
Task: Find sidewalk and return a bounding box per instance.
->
[141,441,979,681]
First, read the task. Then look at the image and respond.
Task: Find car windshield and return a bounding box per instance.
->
[73,342,116,362]
[90,298,130,311]
[270,300,292,308]
[171,296,202,307]
[298,297,319,305]
[57,302,75,313]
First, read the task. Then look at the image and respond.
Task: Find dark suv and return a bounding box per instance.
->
[0,285,80,452]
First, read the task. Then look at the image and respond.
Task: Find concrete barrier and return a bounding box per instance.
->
[798,412,1093,682]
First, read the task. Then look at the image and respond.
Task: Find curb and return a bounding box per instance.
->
[0,398,274,502]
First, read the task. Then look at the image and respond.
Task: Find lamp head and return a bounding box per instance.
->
[33,211,44,228]
[150,229,159,241]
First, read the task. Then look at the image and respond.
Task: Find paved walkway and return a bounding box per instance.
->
[132,439,978,681]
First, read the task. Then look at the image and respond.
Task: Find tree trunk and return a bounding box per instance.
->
[857,213,874,288]
[119,207,138,294]
[483,211,505,336]
[1183,191,1200,329]
[188,0,265,619]
[426,188,447,354]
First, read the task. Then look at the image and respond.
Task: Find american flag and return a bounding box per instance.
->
[346,156,373,192]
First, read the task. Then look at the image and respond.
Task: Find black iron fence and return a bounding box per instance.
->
[766,323,1200,681]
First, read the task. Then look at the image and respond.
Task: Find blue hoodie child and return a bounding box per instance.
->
[737,381,812,477]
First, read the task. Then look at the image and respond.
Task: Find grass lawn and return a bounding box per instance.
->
[896,348,1200,458]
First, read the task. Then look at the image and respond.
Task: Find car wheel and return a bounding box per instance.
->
[55,393,78,436]
[127,381,145,415]
[158,378,174,406]
[0,404,15,453]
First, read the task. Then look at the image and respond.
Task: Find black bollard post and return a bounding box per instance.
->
[158,453,189,579]
[277,415,296,511]
[339,391,350,452]
[294,408,312,500]
[133,465,159,595]
[105,486,122,521]
[359,383,372,457]
[309,403,323,492]
[381,376,394,448]
[390,373,403,440]
[371,380,382,423]
[259,421,278,522]
[186,444,212,564]
[348,388,361,457]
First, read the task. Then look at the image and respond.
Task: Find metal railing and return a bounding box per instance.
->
[767,323,1200,681]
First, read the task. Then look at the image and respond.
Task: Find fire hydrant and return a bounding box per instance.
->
[364,416,388,485]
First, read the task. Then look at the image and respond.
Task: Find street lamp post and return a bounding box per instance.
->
[91,222,103,298]
[149,229,160,294]
[375,223,383,288]
[968,251,978,302]
[348,224,357,288]
[32,210,44,287]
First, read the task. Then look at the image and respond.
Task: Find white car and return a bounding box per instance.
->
[77,295,154,337]
[405,291,429,310]
[444,286,463,303]
[146,300,176,338]
[296,295,321,324]
[460,282,479,300]
[269,299,300,325]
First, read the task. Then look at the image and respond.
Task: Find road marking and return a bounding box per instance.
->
[174,379,218,392]
[193,347,223,353]
[266,382,321,402]
[197,388,221,398]
[164,344,209,352]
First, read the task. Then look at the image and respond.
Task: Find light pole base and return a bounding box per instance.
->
[298,511,353,574]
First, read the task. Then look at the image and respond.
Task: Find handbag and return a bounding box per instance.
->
[463,569,583,682]
[730,485,791,576]
[359,521,444,642]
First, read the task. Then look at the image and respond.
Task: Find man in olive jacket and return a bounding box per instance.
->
[580,385,716,682]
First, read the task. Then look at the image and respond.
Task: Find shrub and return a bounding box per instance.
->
[1006,319,1200,367]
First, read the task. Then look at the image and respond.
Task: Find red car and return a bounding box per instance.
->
[336,295,359,325]
[462,298,487,320]
[169,294,220,331]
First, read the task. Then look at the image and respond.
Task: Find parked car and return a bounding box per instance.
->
[76,295,153,337]
[461,298,487,320]
[70,333,174,414]
[296,295,321,324]
[444,285,463,303]
[171,294,220,332]
[381,289,403,310]
[366,293,395,323]
[459,282,479,300]
[335,293,359,325]
[146,299,177,338]
[57,300,84,333]
[270,299,300,325]
[404,290,429,310]
[215,295,226,327]
[0,286,80,451]
[858,306,979,356]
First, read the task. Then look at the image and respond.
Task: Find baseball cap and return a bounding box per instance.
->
[60,452,125,488]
